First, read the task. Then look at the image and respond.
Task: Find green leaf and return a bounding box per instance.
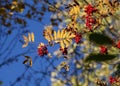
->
[89,33,113,45]
[117,64,120,70]
[85,53,116,62]
[0,81,3,85]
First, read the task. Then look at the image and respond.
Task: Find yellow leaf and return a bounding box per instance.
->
[22,43,28,48]
[69,5,80,16]
[23,35,29,43]
[63,39,70,48]
[69,7,74,15]
[74,5,80,14]
[57,30,61,40]
[22,32,34,48]
[29,59,32,66]
[43,26,53,42]
[62,31,68,39]
[31,32,34,42]
[68,33,75,38]
[54,31,57,41]
[28,33,31,42]
[49,34,54,41]
[60,41,65,49]
[60,29,65,39]
[11,5,15,10]
[60,62,67,66]
[65,31,71,38]
[53,29,75,48]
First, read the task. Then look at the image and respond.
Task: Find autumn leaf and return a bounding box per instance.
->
[29,59,32,66]
[43,27,75,48]
[23,56,33,67]
[69,5,80,16]
[43,26,54,42]
[54,29,75,48]
[22,32,34,48]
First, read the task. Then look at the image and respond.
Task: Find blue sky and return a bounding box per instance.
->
[0,1,62,86]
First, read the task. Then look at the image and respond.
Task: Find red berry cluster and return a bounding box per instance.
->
[84,4,97,15]
[84,4,96,31]
[38,43,48,56]
[74,33,82,44]
[100,46,108,54]
[109,76,119,84]
[85,15,95,30]
[116,40,120,49]
[60,47,68,55]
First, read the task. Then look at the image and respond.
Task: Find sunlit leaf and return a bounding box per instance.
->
[54,30,75,48]
[43,26,54,42]
[48,6,56,12]
[60,62,67,66]
[29,59,32,66]
[28,33,31,42]
[54,30,58,42]
[60,41,65,49]
[22,43,28,48]
[22,32,34,48]
[57,30,61,40]
[31,32,34,42]
[69,5,80,16]
[43,28,75,48]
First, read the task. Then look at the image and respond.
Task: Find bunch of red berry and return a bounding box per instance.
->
[85,15,95,30]
[84,4,97,15]
[100,46,108,54]
[116,40,120,49]
[74,33,82,44]
[109,76,119,84]
[60,47,68,55]
[84,4,97,31]
[38,43,48,56]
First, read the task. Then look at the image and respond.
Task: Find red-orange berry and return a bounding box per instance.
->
[74,33,82,44]
[60,47,68,55]
[109,76,118,84]
[38,43,48,56]
[100,46,107,54]
[116,40,120,49]
[85,15,95,31]
[84,4,96,31]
